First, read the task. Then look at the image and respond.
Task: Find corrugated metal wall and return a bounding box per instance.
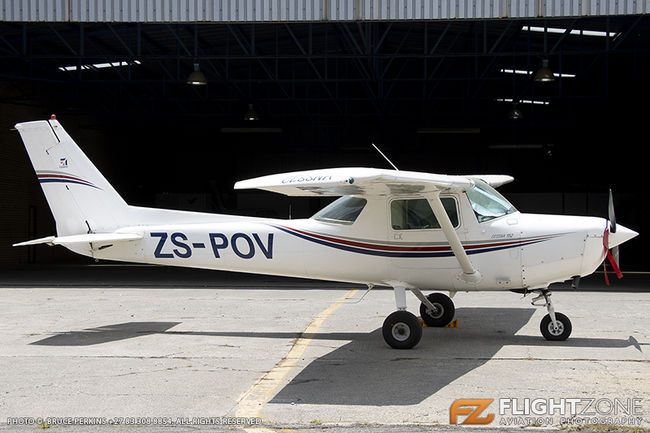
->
[2,0,648,22]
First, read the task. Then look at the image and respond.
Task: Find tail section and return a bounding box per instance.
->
[15,117,129,238]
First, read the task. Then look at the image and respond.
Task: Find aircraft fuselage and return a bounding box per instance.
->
[77,194,612,292]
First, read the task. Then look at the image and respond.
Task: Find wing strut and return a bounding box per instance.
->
[429,192,482,283]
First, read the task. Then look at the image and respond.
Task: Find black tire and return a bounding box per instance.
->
[419,293,455,327]
[382,310,423,349]
[540,312,572,341]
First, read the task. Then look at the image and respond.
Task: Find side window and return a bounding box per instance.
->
[390,198,458,230]
[312,196,367,224]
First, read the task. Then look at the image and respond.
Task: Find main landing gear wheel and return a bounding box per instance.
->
[382,310,422,349]
[419,293,455,327]
[540,312,572,341]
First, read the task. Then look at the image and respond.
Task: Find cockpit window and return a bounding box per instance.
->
[465,181,517,223]
[312,196,367,224]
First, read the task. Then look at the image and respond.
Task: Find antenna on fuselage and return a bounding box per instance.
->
[371,142,399,171]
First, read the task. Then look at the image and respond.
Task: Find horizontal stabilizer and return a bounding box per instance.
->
[13,232,143,247]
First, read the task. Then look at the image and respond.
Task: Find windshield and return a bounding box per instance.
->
[312,196,367,224]
[465,182,517,223]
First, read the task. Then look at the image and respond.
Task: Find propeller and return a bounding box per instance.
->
[608,189,620,266]
[603,189,623,285]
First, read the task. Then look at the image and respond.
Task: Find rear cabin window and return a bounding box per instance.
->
[312,196,367,224]
[390,198,458,230]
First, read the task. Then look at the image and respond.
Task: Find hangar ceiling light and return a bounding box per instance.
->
[496,98,550,106]
[521,25,618,38]
[506,104,524,120]
[244,104,259,121]
[186,63,207,86]
[58,60,141,72]
[534,59,556,82]
[500,68,576,78]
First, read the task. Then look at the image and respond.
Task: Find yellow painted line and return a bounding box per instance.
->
[235,288,358,426]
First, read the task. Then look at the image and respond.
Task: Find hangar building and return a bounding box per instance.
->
[0,1,647,269]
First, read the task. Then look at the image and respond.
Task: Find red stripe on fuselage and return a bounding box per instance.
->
[275,224,553,253]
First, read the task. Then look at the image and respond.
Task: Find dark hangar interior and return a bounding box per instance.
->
[0,3,647,269]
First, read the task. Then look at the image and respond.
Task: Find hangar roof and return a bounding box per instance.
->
[1,0,647,23]
[1,17,646,123]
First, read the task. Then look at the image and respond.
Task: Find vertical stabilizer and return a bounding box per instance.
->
[15,118,128,238]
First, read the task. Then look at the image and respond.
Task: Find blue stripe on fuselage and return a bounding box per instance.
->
[273,225,545,258]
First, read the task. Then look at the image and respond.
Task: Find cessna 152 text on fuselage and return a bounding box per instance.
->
[13,117,638,349]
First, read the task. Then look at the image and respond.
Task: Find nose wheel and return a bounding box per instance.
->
[532,289,572,341]
[540,312,572,340]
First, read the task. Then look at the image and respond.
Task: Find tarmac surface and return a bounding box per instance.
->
[0,265,649,433]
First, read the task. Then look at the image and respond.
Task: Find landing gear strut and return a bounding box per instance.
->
[382,285,421,349]
[532,289,572,341]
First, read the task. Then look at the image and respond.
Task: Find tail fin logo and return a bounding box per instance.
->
[59,158,68,168]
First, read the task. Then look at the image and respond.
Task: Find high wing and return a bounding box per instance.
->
[234,167,513,196]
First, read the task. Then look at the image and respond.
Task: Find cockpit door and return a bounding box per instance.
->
[388,194,465,271]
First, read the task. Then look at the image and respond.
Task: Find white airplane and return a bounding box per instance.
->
[13,117,638,349]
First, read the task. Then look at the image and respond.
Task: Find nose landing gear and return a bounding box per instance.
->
[532,289,572,341]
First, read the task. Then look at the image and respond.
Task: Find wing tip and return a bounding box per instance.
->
[469,175,514,188]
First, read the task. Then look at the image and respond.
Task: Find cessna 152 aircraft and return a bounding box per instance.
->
[14,117,638,349]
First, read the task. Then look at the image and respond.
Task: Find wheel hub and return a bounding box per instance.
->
[426,303,443,319]
[391,322,411,342]
[547,321,564,336]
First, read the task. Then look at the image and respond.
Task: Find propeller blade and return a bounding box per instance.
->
[608,189,617,233]
[612,245,620,268]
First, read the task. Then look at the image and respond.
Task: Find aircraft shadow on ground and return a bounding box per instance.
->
[29,308,643,405]
[30,322,181,346]
[269,307,644,406]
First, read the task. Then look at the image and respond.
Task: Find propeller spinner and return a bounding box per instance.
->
[602,189,638,284]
